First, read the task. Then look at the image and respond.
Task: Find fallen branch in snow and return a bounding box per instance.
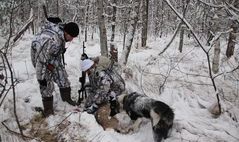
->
[224,130,239,141]
[50,112,73,130]
[0,79,19,107]
[89,131,104,142]
[1,121,35,141]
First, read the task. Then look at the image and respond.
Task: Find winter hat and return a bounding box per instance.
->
[64,22,79,37]
[81,59,94,71]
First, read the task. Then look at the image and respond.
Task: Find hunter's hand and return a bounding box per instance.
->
[47,63,54,71]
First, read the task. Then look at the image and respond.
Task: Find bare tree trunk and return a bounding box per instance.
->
[179,0,190,53]
[28,0,34,34]
[212,38,220,74]
[97,0,108,57]
[160,1,164,38]
[141,0,149,48]
[110,0,118,62]
[56,0,59,16]
[179,25,185,52]
[153,2,160,37]
[43,3,48,19]
[84,0,90,42]
[122,21,127,50]
[121,0,141,65]
[226,21,238,58]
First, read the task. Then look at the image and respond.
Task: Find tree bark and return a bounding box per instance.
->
[141,0,149,48]
[212,38,220,74]
[110,0,118,62]
[226,21,238,58]
[84,0,90,42]
[97,0,108,57]
[179,0,190,53]
[56,0,59,16]
[121,0,141,65]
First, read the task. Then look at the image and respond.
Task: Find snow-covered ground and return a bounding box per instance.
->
[0,33,239,142]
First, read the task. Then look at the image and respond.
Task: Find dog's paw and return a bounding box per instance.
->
[105,128,115,132]
[115,126,133,134]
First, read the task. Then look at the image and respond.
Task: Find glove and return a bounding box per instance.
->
[81,53,88,60]
[79,76,86,85]
[47,63,54,71]
[62,47,66,54]
[38,79,47,87]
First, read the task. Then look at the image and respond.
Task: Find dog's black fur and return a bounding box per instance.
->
[121,92,174,142]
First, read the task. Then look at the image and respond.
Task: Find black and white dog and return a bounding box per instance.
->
[117,92,174,142]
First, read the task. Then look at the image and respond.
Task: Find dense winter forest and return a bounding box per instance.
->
[0,0,239,142]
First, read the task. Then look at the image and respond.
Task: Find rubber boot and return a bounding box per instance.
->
[60,87,77,106]
[42,96,54,117]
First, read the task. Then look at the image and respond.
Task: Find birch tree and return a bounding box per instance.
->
[110,0,118,61]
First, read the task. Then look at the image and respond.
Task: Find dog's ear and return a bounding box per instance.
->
[118,92,128,104]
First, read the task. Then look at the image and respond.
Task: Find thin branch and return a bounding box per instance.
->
[0,79,19,107]
[3,53,24,138]
[1,121,35,140]
[198,0,224,8]
[1,0,25,137]
[163,0,221,114]
[213,65,239,79]
[13,8,34,42]
[48,112,73,129]
[157,23,182,57]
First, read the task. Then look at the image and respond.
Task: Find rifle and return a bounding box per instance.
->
[78,41,89,104]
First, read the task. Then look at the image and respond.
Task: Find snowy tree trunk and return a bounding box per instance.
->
[97,0,108,57]
[212,38,220,74]
[141,0,149,48]
[122,21,127,50]
[178,0,189,53]
[153,3,160,37]
[160,1,165,38]
[110,0,118,62]
[226,21,238,58]
[84,0,90,42]
[56,0,59,16]
[121,0,141,65]
[178,25,185,52]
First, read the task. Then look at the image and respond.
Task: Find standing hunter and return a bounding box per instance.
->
[31,19,79,117]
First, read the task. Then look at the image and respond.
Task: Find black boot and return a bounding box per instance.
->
[42,96,54,117]
[60,87,77,106]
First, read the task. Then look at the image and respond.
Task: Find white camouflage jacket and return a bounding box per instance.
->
[31,21,70,88]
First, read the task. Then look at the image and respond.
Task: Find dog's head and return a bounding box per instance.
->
[109,92,128,116]
[109,99,120,116]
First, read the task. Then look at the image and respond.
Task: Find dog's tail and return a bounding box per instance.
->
[150,107,174,142]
